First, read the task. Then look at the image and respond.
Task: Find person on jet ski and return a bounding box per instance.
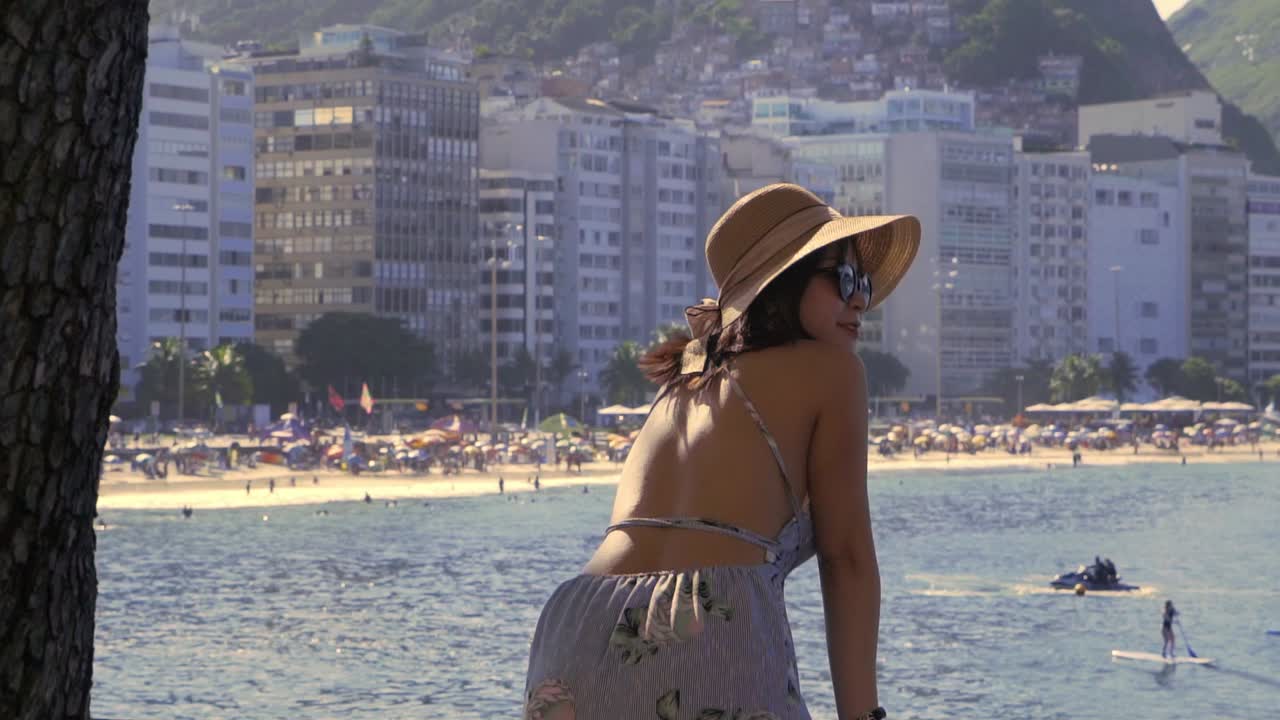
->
[1103,558,1117,584]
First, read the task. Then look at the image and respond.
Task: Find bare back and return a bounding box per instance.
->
[582,341,830,576]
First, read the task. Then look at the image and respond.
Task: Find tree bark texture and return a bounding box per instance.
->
[0,2,148,718]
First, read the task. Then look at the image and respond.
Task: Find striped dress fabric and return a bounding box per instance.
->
[524,372,819,720]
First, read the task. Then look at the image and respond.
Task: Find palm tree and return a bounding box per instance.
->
[600,341,649,405]
[1106,352,1138,402]
[499,345,537,397]
[1049,354,1104,403]
[192,344,253,422]
[859,349,911,399]
[451,348,490,392]
[1144,357,1184,397]
[1263,374,1280,406]
[134,338,199,419]
[546,349,577,409]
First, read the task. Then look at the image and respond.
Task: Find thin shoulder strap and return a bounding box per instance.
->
[723,370,803,518]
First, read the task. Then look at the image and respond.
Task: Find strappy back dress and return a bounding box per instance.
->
[523,370,818,720]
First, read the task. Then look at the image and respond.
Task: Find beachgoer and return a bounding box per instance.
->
[523,184,918,719]
[1162,601,1178,658]
[245,481,251,495]
[534,476,541,491]
[269,478,275,494]
[499,476,505,494]
[364,492,372,504]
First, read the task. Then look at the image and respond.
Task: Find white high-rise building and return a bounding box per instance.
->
[1011,150,1092,364]
[481,97,723,400]
[883,131,1017,404]
[117,26,254,404]
[1087,171,1187,393]
[1247,174,1280,388]
[1088,135,1250,381]
[477,169,558,414]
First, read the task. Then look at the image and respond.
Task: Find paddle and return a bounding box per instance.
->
[1175,618,1199,658]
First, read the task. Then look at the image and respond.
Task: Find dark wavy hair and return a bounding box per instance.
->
[639,240,838,391]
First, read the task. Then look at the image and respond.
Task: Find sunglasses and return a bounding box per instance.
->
[817,262,873,306]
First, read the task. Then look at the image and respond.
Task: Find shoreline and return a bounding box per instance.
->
[96,442,1280,512]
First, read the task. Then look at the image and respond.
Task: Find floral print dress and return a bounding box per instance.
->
[524,373,818,719]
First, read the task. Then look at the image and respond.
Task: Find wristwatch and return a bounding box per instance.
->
[855,708,887,720]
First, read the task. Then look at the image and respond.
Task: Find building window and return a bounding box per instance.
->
[1139,229,1160,245]
[149,223,208,241]
[149,111,209,130]
[219,107,251,124]
[1139,338,1158,354]
[1140,302,1159,318]
[222,165,246,181]
[149,83,208,103]
[1097,338,1114,352]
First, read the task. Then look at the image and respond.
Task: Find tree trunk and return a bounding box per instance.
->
[0,3,148,718]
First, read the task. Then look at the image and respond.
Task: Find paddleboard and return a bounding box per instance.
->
[1268,630,1280,636]
[1111,650,1214,665]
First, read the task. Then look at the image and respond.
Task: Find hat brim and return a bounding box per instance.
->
[719,214,921,328]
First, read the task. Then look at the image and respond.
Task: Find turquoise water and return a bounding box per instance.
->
[93,464,1280,719]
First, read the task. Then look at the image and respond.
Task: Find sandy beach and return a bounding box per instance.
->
[96,440,1280,512]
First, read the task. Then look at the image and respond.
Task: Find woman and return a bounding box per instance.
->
[1162,600,1178,658]
[523,184,920,720]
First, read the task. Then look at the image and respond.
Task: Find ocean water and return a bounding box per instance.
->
[93,463,1280,719]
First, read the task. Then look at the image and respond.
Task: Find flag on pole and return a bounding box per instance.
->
[360,382,374,415]
[214,391,223,409]
[328,385,345,412]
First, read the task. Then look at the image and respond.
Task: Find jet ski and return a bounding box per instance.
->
[1050,562,1139,591]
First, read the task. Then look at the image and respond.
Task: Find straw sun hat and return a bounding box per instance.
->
[679,183,921,375]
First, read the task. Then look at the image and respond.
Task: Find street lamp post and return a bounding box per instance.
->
[934,257,958,419]
[531,230,550,428]
[1015,374,1025,415]
[1109,265,1124,357]
[489,222,520,441]
[490,227,498,441]
[578,368,589,428]
[173,201,195,427]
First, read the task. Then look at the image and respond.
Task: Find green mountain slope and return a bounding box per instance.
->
[947,0,1208,104]
[1170,0,1280,160]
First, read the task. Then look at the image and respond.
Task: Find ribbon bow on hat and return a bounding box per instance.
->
[679,298,721,376]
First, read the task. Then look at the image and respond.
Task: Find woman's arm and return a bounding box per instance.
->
[807,349,879,718]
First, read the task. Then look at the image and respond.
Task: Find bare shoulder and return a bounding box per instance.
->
[779,341,865,385]
[740,341,866,404]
